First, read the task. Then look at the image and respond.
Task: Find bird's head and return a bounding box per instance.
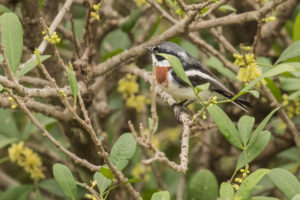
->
[145,41,186,67]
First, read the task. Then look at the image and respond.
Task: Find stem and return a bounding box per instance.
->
[229,169,238,183]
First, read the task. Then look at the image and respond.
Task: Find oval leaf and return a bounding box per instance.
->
[151,191,170,200]
[1,12,23,73]
[293,12,300,41]
[267,168,300,200]
[238,115,255,146]
[220,182,234,200]
[250,197,279,200]
[188,169,219,200]
[248,107,279,148]
[0,185,33,200]
[292,194,300,200]
[235,169,270,200]
[157,53,193,87]
[110,133,137,171]
[65,66,78,107]
[16,55,51,78]
[121,7,142,33]
[276,41,300,64]
[280,77,300,91]
[236,130,271,170]
[100,166,114,180]
[207,104,243,149]
[53,163,77,200]
[94,171,111,195]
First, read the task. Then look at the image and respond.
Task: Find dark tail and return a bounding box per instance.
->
[233,98,252,112]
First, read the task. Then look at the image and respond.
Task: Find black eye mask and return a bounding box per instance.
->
[155,54,165,61]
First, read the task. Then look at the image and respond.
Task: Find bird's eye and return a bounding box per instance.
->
[154,50,158,55]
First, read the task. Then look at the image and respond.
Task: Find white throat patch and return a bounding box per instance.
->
[152,53,171,67]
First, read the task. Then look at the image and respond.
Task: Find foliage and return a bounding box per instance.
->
[0,1,300,200]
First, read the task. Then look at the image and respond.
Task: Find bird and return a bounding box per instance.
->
[145,41,251,112]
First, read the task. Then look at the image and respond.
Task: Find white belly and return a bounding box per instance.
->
[159,72,220,101]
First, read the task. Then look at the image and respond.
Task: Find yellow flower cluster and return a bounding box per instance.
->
[233,165,250,191]
[91,2,101,20]
[282,94,300,118]
[8,142,45,180]
[85,194,97,200]
[84,180,98,200]
[8,96,17,109]
[233,53,264,84]
[118,74,148,112]
[43,31,61,45]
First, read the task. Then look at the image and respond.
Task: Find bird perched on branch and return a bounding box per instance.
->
[145,41,250,113]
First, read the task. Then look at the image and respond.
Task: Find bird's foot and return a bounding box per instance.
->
[172,100,195,122]
[171,99,188,110]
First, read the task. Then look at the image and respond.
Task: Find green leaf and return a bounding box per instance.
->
[100,166,114,180]
[292,194,300,200]
[1,12,23,73]
[248,90,260,98]
[148,117,158,134]
[157,53,193,87]
[94,171,111,195]
[232,64,295,101]
[0,108,21,137]
[207,104,243,149]
[0,185,33,200]
[110,133,137,171]
[235,169,270,200]
[276,41,300,64]
[16,55,51,78]
[265,78,282,102]
[0,135,18,148]
[39,179,67,198]
[293,12,300,41]
[53,163,77,200]
[248,107,279,148]
[220,182,234,200]
[35,189,44,200]
[218,5,237,12]
[250,197,279,200]
[121,7,142,33]
[101,48,123,62]
[151,191,170,200]
[22,113,56,139]
[196,83,210,93]
[0,84,3,92]
[206,56,237,80]
[238,115,255,146]
[0,4,12,14]
[188,169,219,200]
[65,65,78,107]
[267,168,300,200]
[289,90,300,100]
[236,130,271,170]
[109,178,142,191]
[280,77,300,91]
[147,16,161,40]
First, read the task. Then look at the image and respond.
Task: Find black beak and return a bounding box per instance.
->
[145,46,154,52]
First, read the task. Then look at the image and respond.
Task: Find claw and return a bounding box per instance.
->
[173,100,195,123]
[171,99,188,110]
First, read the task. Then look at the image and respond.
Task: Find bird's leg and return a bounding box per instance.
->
[173,100,195,122]
[171,99,188,110]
